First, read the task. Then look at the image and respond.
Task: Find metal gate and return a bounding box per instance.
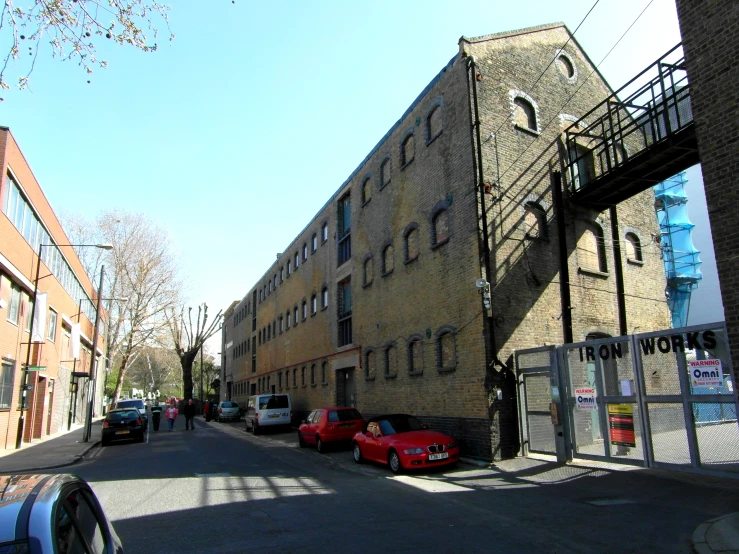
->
[517,322,739,476]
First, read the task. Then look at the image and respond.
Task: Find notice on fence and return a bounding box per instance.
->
[689,359,723,388]
[607,404,636,448]
[575,387,596,410]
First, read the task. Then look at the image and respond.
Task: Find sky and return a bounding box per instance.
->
[0,0,722,351]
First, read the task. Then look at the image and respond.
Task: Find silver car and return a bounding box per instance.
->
[216,401,240,422]
[0,473,123,553]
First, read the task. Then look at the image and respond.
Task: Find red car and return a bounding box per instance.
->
[352,414,460,473]
[298,407,365,453]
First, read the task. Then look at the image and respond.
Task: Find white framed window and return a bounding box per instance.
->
[311,294,317,314]
[294,252,299,269]
[8,284,21,325]
[321,287,328,309]
[322,222,328,242]
[47,309,58,342]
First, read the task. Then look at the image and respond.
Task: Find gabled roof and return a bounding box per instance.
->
[461,22,566,44]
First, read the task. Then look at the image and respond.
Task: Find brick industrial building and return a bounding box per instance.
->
[221,24,671,460]
[0,127,107,449]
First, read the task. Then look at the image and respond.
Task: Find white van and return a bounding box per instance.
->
[244,393,291,434]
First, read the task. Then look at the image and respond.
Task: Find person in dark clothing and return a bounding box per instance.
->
[183,399,196,430]
[150,401,163,431]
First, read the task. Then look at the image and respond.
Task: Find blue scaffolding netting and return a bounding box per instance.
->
[653,171,703,328]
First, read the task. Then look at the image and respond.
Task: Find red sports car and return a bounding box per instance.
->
[352,413,460,473]
[299,407,365,452]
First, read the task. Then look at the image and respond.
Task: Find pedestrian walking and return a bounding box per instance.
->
[184,399,196,430]
[166,403,178,431]
[151,401,163,431]
[203,400,210,421]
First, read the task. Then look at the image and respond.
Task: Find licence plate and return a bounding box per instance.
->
[428,452,449,461]
[116,430,130,435]
[268,414,280,418]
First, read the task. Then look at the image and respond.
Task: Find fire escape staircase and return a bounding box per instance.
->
[566,44,699,209]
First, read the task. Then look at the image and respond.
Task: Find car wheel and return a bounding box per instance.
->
[244,419,250,432]
[352,442,363,464]
[253,422,260,435]
[101,437,110,447]
[298,432,306,448]
[138,433,145,443]
[389,450,403,474]
[316,436,325,453]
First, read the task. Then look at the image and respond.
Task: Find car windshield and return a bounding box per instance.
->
[328,409,362,422]
[117,400,144,409]
[377,415,425,435]
[259,396,289,410]
[221,402,238,409]
[107,410,139,421]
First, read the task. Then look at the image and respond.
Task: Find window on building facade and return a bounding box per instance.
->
[278,372,282,389]
[47,309,58,342]
[625,232,643,263]
[301,366,306,387]
[287,260,292,276]
[338,193,351,266]
[311,363,316,385]
[280,267,284,282]
[579,223,608,273]
[302,243,308,262]
[338,277,352,346]
[404,225,419,263]
[513,96,538,132]
[523,202,548,240]
[384,343,398,377]
[293,306,299,326]
[322,287,328,309]
[311,233,318,253]
[322,222,328,243]
[365,349,376,379]
[302,300,307,320]
[401,133,415,167]
[556,51,576,80]
[363,255,374,286]
[279,315,284,333]
[569,143,595,190]
[427,104,442,143]
[361,177,372,205]
[311,294,317,315]
[436,329,456,372]
[380,157,391,188]
[408,338,423,374]
[286,310,291,329]
[0,360,14,409]
[382,244,394,275]
[431,208,449,247]
[294,252,299,269]
[8,283,21,325]
[321,361,328,384]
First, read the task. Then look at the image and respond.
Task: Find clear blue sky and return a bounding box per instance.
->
[0,0,720,349]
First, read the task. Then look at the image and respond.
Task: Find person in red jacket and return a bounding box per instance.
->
[165,402,178,431]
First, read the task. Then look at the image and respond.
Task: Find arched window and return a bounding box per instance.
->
[279,315,283,334]
[401,132,415,167]
[321,286,328,309]
[436,327,456,372]
[404,224,419,263]
[365,348,376,379]
[311,293,317,314]
[302,300,307,320]
[382,244,394,275]
[380,157,391,188]
[513,96,538,132]
[293,368,297,387]
[311,233,318,252]
[363,255,374,286]
[361,176,372,205]
[286,310,291,329]
[322,222,328,242]
[384,343,398,377]
[321,361,328,384]
[294,252,299,269]
[556,50,577,82]
[431,207,449,247]
[310,363,316,385]
[579,223,607,273]
[287,260,292,276]
[427,104,442,143]
[302,243,308,262]
[625,232,643,263]
[407,337,423,374]
[523,202,547,240]
[293,306,299,326]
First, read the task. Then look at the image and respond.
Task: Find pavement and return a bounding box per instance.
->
[1,416,738,554]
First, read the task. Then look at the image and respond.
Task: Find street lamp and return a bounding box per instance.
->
[81,264,109,442]
[17,242,113,449]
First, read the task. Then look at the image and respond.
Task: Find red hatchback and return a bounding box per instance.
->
[352,414,460,473]
[298,407,365,453]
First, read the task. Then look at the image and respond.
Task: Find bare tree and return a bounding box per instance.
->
[0,0,174,91]
[168,303,222,401]
[123,345,181,398]
[63,209,181,406]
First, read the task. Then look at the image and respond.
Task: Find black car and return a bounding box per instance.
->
[102,408,146,446]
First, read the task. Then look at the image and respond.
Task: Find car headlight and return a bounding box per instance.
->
[403,447,426,455]
[447,442,458,449]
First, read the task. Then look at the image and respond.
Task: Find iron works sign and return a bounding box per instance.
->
[578,330,718,362]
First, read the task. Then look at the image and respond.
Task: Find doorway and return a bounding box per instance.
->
[336,368,356,408]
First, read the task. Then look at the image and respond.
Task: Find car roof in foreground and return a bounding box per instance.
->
[0,474,76,543]
[367,413,415,422]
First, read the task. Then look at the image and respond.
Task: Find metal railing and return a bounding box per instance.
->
[565,43,692,194]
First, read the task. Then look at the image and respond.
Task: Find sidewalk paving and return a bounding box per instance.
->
[0,418,103,474]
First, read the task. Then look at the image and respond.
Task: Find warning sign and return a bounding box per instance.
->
[607,404,636,448]
[689,359,722,388]
[575,387,597,411]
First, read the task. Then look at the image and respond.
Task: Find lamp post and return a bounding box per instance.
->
[17,242,113,449]
[82,265,105,443]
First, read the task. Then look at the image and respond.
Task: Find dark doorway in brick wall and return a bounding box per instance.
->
[336,368,355,408]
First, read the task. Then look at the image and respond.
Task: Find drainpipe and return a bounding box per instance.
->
[610,205,628,336]
[552,171,574,344]
[466,55,503,369]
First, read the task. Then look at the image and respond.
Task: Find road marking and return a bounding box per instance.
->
[195,472,231,477]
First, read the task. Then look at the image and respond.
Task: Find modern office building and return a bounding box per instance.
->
[221,24,671,460]
[0,126,106,449]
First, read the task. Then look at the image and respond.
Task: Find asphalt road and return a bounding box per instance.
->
[47,416,739,554]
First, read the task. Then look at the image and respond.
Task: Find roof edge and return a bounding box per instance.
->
[460,22,566,44]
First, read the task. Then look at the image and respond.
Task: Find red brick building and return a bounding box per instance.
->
[0,127,106,449]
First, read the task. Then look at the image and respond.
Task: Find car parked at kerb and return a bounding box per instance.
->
[352,414,460,474]
[298,407,365,452]
[102,408,146,446]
